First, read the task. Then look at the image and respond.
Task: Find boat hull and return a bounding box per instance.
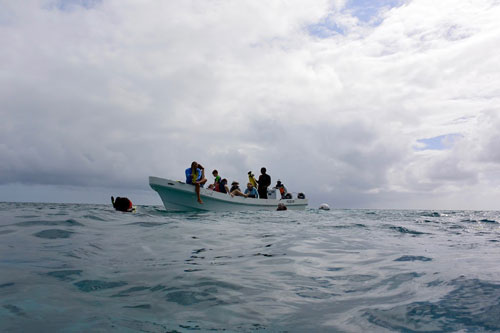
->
[149,176,308,211]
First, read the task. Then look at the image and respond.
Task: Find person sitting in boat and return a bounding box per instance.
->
[211,169,222,191]
[111,196,134,212]
[219,178,230,194]
[275,180,288,199]
[244,182,258,198]
[230,181,247,197]
[185,161,207,204]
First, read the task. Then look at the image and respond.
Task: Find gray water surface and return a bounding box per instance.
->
[1,202,500,332]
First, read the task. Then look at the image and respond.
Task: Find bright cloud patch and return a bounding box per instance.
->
[346,0,407,23]
[308,0,407,38]
[307,17,345,37]
[415,134,463,151]
[50,0,102,11]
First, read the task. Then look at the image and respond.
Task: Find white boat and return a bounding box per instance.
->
[149,176,308,211]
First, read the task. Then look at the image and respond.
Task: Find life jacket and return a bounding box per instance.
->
[279,187,285,195]
[219,179,228,193]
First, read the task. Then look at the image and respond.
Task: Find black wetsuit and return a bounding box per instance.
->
[257,174,271,199]
[112,197,132,212]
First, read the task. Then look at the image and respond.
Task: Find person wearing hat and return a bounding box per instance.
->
[229,181,247,197]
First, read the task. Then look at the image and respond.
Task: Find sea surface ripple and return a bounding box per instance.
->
[1,202,500,332]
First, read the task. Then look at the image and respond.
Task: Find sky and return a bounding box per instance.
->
[1,0,500,209]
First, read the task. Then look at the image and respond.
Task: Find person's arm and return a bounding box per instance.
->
[197,165,205,181]
[267,176,272,187]
[194,167,203,182]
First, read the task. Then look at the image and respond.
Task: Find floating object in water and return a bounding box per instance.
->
[111,196,135,212]
[277,203,287,211]
[319,203,330,210]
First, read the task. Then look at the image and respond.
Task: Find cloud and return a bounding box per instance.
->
[1,0,500,209]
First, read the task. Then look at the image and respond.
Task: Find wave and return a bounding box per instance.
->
[16,219,84,227]
[388,225,429,235]
[364,278,500,331]
[33,229,74,239]
[394,255,432,262]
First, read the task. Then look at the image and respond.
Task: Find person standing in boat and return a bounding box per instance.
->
[185,161,207,204]
[257,167,271,199]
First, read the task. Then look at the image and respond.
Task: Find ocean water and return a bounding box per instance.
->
[1,202,500,332]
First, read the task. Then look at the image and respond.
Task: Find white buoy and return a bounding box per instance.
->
[319,203,330,210]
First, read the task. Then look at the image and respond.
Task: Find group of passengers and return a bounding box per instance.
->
[186,161,285,204]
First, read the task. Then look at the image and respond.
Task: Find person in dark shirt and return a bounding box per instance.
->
[219,178,230,194]
[229,181,247,197]
[257,167,271,199]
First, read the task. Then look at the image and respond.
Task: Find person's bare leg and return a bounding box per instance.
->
[195,183,203,204]
[231,189,247,197]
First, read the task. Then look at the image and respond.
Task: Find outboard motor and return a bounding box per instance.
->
[267,188,277,199]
